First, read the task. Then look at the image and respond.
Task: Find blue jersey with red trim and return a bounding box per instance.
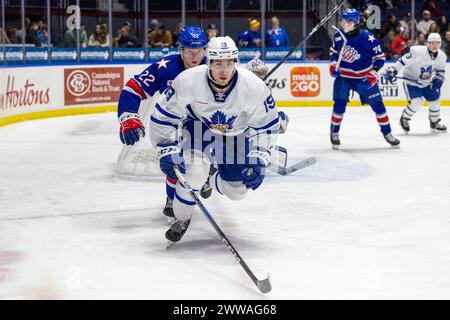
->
[329,29,385,79]
[118,54,205,117]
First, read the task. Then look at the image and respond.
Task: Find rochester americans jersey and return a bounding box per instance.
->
[330,29,385,79]
[150,65,279,156]
[392,46,446,88]
[117,54,205,118]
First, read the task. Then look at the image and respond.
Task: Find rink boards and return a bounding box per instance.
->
[1,61,450,126]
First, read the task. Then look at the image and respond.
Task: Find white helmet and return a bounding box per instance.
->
[246,58,268,78]
[427,32,441,44]
[206,36,239,64]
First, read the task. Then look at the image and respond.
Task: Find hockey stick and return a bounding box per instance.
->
[173,166,272,294]
[331,25,348,71]
[263,0,347,81]
[275,156,317,176]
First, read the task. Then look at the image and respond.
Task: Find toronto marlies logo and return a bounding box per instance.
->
[341,46,361,63]
[419,66,432,80]
[202,110,237,132]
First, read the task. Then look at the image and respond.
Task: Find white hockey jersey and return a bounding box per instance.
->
[149,65,279,160]
[393,45,446,88]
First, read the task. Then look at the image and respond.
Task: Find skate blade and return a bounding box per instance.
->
[431,128,447,134]
[390,144,401,149]
[332,144,339,150]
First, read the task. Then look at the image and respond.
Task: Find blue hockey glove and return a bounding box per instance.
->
[241,150,270,190]
[157,144,185,180]
[385,67,398,82]
[432,76,444,90]
[329,63,341,78]
[119,112,145,145]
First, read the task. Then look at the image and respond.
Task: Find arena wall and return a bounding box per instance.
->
[1,62,449,127]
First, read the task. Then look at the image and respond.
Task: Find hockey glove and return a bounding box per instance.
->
[329,63,341,78]
[361,70,379,90]
[432,75,444,90]
[385,67,398,81]
[157,144,185,180]
[241,150,270,190]
[119,112,145,145]
[278,111,289,134]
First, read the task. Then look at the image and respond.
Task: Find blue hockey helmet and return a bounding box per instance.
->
[178,26,208,48]
[340,8,361,25]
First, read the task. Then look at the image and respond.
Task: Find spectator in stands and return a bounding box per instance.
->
[205,23,218,41]
[63,23,88,48]
[438,16,449,37]
[427,22,440,38]
[15,17,31,44]
[380,14,397,40]
[415,32,427,45]
[35,24,49,46]
[422,0,444,20]
[118,25,140,47]
[417,10,435,35]
[265,16,289,47]
[172,22,184,44]
[237,19,261,47]
[383,22,401,59]
[442,30,450,52]
[26,21,41,47]
[391,27,409,59]
[149,19,159,33]
[149,23,173,48]
[404,39,414,54]
[7,28,19,44]
[88,23,110,47]
[399,12,416,36]
[0,28,11,44]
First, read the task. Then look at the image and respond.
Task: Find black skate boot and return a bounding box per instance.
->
[399,116,410,134]
[166,218,191,248]
[429,118,447,133]
[163,197,174,218]
[200,165,218,199]
[330,132,340,150]
[383,133,400,148]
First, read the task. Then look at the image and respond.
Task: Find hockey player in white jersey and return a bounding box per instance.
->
[385,33,447,133]
[150,36,280,244]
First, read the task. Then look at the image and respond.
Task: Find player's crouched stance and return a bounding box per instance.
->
[329,9,400,149]
[385,33,447,134]
[149,37,279,244]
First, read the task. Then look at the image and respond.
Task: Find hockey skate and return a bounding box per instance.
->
[166,218,191,248]
[163,197,175,223]
[430,118,447,133]
[200,165,218,199]
[330,132,340,150]
[399,116,410,134]
[383,133,400,148]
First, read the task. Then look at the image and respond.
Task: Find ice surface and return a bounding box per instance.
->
[1,107,450,299]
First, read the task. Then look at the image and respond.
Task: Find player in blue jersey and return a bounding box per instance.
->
[117,26,208,218]
[329,8,400,149]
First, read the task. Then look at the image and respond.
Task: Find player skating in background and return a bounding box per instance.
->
[329,8,400,149]
[385,33,447,134]
[150,37,280,244]
[117,26,208,219]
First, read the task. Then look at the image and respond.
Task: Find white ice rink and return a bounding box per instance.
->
[1,107,450,299]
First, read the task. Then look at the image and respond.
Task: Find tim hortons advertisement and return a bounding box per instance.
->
[64,67,124,106]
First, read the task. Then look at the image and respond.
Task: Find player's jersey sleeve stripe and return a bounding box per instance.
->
[249,117,279,131]
[155,103,181,120]
[126,78,147,100]
[372,53,386,61]
[150,115,178,128]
